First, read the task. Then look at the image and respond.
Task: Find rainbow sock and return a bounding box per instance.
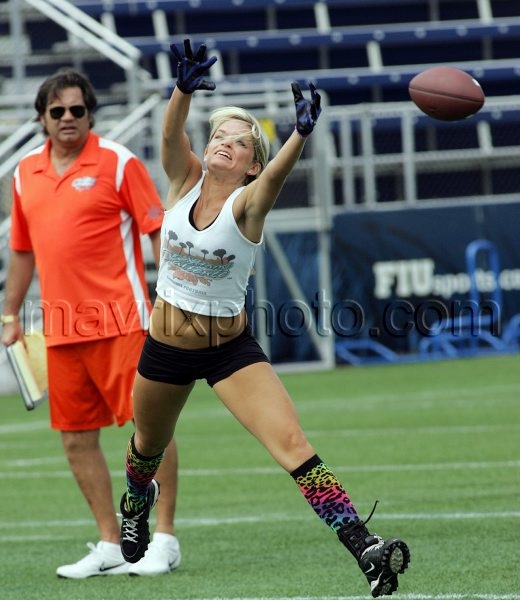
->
[125,434,164,514]
[291,454,359,532]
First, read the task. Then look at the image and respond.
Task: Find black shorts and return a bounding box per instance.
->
[137,325,270,387]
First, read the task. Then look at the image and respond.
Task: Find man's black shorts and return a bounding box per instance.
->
[137,325,270,387]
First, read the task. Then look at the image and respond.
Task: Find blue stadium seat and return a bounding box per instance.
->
[66,0,520,104]
[71,0,319,15]
[134,19,520,56]
[206,58,520,106]
[70,0,444,17]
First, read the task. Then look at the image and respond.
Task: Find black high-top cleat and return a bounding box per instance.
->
[338,517,410,598]
[119,479,160,564]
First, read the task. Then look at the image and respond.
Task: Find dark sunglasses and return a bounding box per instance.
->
[49,105,87,120]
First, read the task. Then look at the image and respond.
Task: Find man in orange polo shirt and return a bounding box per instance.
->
[1,70,181,578]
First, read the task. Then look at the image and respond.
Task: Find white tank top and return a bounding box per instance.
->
[156,174,263,317]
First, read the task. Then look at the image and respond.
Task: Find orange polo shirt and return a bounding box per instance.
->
[10,132,164,346]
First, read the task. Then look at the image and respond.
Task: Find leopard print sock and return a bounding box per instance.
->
[291,454,359,531]
[124,433,164,514]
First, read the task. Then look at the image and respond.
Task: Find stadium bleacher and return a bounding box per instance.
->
[0,0,519,203]
[66,0,520,207]
[0,1,518,177]
[60,0,520,104]
[0,0,518,105]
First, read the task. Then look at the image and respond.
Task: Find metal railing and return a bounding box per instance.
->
[20,0,146,107]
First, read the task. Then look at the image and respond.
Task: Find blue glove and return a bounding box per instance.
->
[291,82,322,137]
[170,38,218,94]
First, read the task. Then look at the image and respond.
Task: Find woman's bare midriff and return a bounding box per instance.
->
[149,297,247,349]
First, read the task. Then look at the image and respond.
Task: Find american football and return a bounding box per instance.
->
[408,66,485,121]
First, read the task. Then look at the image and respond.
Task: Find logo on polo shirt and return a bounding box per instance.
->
[72,176,97,191]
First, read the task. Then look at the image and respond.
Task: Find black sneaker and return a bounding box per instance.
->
[119,479,160,564]
[338,518,410,598]
[358,534,410,597]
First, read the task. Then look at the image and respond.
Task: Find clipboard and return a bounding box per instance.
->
[6,331,48,410]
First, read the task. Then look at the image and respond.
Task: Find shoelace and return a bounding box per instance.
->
[73,542,106,566]
[361,499,379,526]
[86,542,99,554]
[121,513,142,542]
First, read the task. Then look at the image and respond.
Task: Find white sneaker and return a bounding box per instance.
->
[56,541,129,578]
[128,533,181,576]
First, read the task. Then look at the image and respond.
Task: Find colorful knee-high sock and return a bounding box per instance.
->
[124,433,164,514]
[291,454,359,532]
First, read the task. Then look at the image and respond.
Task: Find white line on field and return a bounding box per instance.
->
[306,424,520,438]
[0,420,49,434]
[2,509,519,532]
[1,458,519,475]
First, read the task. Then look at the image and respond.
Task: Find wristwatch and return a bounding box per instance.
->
[0,314,18,325]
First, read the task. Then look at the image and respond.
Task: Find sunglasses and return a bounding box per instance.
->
[48,105,87,120]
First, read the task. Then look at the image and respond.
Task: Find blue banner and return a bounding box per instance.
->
[254,202,520,363]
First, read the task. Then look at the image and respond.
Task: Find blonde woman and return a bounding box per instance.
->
[119,40,410,597]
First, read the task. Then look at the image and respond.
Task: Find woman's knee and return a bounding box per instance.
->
[134,428,172,457]
[272,428,314,470]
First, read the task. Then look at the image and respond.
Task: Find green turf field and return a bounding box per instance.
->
[2,353,519,600]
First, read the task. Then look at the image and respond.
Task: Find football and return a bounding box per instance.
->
[408,66,485,121]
